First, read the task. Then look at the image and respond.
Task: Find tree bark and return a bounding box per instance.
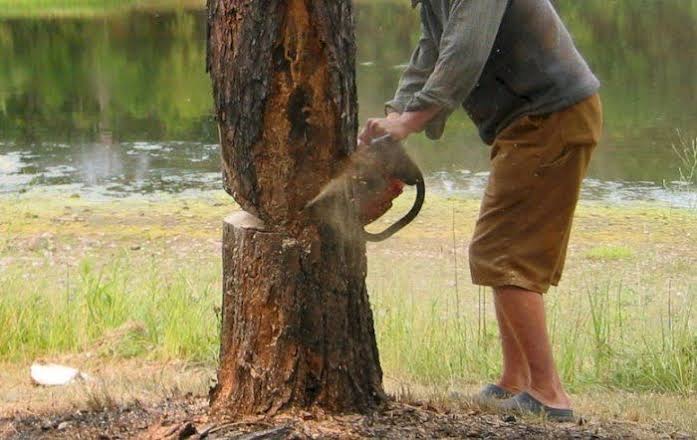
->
[207,0,385,416]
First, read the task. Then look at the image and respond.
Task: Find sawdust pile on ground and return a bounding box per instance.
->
[3,396,689,440]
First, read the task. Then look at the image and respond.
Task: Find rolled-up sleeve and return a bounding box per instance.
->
[404,0,509,139]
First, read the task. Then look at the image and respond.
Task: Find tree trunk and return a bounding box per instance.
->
[207,0,385,416]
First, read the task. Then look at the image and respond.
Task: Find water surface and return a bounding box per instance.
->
[1,1,696,206]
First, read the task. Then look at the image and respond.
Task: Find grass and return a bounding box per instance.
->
[585,245,634,261]
[0,0,204,18]
[373,265,697,396]
[0,259,219,363]
[673,133,697,187]
[1,189,697,430]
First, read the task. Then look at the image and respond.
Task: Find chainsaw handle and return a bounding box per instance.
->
[363,176,425,243]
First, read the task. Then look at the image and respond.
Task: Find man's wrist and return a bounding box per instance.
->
[398,107,440,133]
[404,113,423,132]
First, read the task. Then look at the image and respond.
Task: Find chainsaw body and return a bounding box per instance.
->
[305,135,425,242]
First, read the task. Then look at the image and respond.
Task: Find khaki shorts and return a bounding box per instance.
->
[469,94,603,294]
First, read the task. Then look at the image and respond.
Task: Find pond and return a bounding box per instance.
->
[1,1,696,206]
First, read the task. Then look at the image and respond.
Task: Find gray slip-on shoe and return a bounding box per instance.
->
[498,392,575,423]
[478,383,515,400]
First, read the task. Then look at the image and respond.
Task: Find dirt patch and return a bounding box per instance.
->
[2,397,688,440]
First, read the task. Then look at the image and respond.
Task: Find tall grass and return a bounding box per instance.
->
[372,266,697,395]
[1,253,695,395]
[0,258,220,363]
[673,133,697,187]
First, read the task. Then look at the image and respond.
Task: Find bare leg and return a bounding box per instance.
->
[494,294,531,393]
[494,286,571,409]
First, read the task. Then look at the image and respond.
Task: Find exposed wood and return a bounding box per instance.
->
[207,0,385,416]
[212,211,384,416]
[207,0,358,227]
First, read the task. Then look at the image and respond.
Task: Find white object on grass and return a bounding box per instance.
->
[30,363,90,386]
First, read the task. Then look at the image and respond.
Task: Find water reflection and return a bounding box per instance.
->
[0,2,696,205]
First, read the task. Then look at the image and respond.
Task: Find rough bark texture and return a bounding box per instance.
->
[207,0,385,416]
[207,0,357,226]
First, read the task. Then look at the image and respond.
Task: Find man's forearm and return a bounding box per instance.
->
[390,106,442,134]
[403,107,442,133]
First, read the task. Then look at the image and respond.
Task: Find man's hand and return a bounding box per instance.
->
[358,107,440,145]
[359,112,412,145]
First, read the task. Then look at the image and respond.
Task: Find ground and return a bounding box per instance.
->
[3,394,691,439]
[1,189,696,438]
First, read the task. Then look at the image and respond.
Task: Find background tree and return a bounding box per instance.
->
[206,0,386,416]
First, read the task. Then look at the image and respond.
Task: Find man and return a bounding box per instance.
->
[359,0,602,422]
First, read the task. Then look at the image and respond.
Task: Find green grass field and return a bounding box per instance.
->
[1,189,696,431]
[0,0,402,18]
[0,0,203,17]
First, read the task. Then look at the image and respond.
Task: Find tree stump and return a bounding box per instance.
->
[207,0,386,416]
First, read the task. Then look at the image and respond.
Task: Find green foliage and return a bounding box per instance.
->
[373,274,697,395]
[673,133,697,187]
[0,257,220,363]
[0,11,213,143]
[1,249,695,394]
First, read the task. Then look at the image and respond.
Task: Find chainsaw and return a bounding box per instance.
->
[305,135,425,242]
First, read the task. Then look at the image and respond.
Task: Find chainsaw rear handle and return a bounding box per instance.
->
[363,173,425,243]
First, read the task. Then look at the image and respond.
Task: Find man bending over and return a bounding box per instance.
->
[359,0,602,422]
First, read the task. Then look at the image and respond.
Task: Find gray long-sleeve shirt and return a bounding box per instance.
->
[386,0,600,144]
